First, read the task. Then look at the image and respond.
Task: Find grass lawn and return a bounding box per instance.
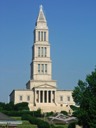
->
[12,117,68,128]
[17,120,37,128]
[12,116,21,120]
[17,121,68,128]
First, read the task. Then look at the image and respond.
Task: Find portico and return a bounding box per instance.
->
[34,89,56,104]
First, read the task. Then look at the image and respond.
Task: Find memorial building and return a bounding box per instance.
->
[10,5,75,113]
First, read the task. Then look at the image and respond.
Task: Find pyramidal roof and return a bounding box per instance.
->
[0,112,15,121]
[37,5,46,22]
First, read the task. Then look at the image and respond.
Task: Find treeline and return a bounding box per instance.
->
[0,102,43,117]
[0,102,29,111]
[0,102,69,117]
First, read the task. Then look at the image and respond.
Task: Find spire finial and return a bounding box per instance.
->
[37,5,46,23]
[40,5,43,11]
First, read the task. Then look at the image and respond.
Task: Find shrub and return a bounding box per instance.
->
[37,120,50,128]
[14,102,29,111]
[61,111,68,116]
[29,117,38,125]
[21,114,32,120]
[50,124,55,128]
[46,111,54,117]
[33,108,42,117]
[3,109,42,117]
[68,122,76,128]
[29,116,50,128]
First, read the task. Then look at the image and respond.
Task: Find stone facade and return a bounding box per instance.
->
[10,5,75,113]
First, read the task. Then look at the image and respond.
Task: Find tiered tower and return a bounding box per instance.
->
[26,5,57,110]
[26,5,56,89]
[31,5,52,82]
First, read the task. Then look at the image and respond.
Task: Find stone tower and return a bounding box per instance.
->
[26,5,57,111]
[26,5,56,88]
[31,5,52,82]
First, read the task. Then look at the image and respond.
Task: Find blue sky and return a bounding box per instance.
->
[0,0,96,102]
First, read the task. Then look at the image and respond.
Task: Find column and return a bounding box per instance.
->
[53,91,55,103]
[37,90,39,103]
[36,90,39,103]
[51,91,53,103]
[34,89,36,105]
[35,90,37,103]
[43,90,44,103]
[38,90,40,103]
[39,91,41,103]
[47,91,49,103]
[54,91,55,103]
[40,90,41,103]
[48,91,49,103]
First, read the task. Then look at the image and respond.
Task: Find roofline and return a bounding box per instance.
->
[57,90,73,91]
[27,80,57,82]
[9,90,15,96]
[9,89,32,96]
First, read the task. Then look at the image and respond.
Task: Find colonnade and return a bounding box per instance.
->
[35,90,55,103]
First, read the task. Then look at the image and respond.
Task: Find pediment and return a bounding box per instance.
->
[35,84,56,89]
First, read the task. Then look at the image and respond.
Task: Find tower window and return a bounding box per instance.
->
[44,32,46,41]
[38,47,40,57]
[45,64,47,73]
[45,47,47,57]
[41,47,43,57]
[38,31,47,41]
[41,64,44,73]
[38,31,40,41]
[67,96,70,101]
[41,31,43,41]
[38,47,47,57]
[38,64,40,73]
[43,47,47,57]
[38,64,48,74]
[60,96,63,101]
[27,96,30,101]
[19,96,23,101]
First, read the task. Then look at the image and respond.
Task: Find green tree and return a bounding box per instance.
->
[14,102,29,111]
[72,69,96,128]
[0,102,29,112]
[0,102,15,111]
[4,102,14,111]
[0,102,6,111]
